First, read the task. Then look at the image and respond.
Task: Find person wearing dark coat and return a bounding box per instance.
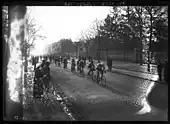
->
[32,56,36,70]
[110,58,112,71]
[42,62,50,92]
[157,59,163,81]
[107,57,110,71]
[107,57,112,72]
[63,57,68,69]
[33,66,44,98]
[77,59,80,71]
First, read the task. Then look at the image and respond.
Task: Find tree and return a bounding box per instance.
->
[152,6,168,54]
[22,8,46,73]
[6,5,27,119]
[25,8,46,55]
[2,6,8,40]
[141,6,168,70]
[91,19,104,62]
[78,29,94,58]
[54,39,75,56]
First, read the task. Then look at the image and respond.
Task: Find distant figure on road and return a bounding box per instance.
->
[63,57,68,69]
[77,59,80,71]
[32,56,36,70]
[107,57,112,72]
[88,56,91,62]
[71,58,76,72]
[157,59,163,81]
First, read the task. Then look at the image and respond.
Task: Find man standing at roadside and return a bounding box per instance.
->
[110,58,112,72]
[157,59,163,81]
[107,57,112,72]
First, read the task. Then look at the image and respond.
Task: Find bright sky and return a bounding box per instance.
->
[28,6,112,55]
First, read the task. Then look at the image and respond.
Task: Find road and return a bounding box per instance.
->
[49,63,167,121]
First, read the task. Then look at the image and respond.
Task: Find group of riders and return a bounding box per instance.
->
[31,55,107,98]
[54,56,107,83]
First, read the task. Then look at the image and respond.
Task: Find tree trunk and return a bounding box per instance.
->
[148,10,153,72]
[140,23,143,65]
[6,5,26,120]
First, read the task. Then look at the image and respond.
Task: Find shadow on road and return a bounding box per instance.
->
[147,83,168,110]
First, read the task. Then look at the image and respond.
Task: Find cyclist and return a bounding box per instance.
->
[77,58,81,71]
[88,60,95,76]
[71,58,76,72]
[79,58,85,73]
[63,57,68,69]
[96,61,106,83]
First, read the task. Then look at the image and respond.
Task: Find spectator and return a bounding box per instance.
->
[157,59,163,81]
[32,56,36,70]
[107,57,110,71]
[107,57,112,72]
[110,58,112,71]
[88,56,90,62]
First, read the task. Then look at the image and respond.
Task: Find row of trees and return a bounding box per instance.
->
[43,6,168,65]
[79,6,168,64]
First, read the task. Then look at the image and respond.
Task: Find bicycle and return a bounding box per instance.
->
[100,73,107,86]
[96,70,107,86]
[88,68,96,81]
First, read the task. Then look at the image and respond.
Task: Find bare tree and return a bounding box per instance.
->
[91,19,104,62]
[78,29,93,58]
[22,8,46,73]
[25,9,46,55]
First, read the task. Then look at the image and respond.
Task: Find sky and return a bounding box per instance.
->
[28,6,112,55]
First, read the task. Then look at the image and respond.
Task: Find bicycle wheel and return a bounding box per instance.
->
[102,76,107,86]
[93,75,97,82]
[92,73,95,81]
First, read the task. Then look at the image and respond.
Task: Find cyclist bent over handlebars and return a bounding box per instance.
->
[88,60,95,76]
[96,62,106,83]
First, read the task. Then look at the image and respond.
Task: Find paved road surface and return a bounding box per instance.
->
[50,63,167,121]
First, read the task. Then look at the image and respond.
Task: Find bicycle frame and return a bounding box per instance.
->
[96,70,106,83]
